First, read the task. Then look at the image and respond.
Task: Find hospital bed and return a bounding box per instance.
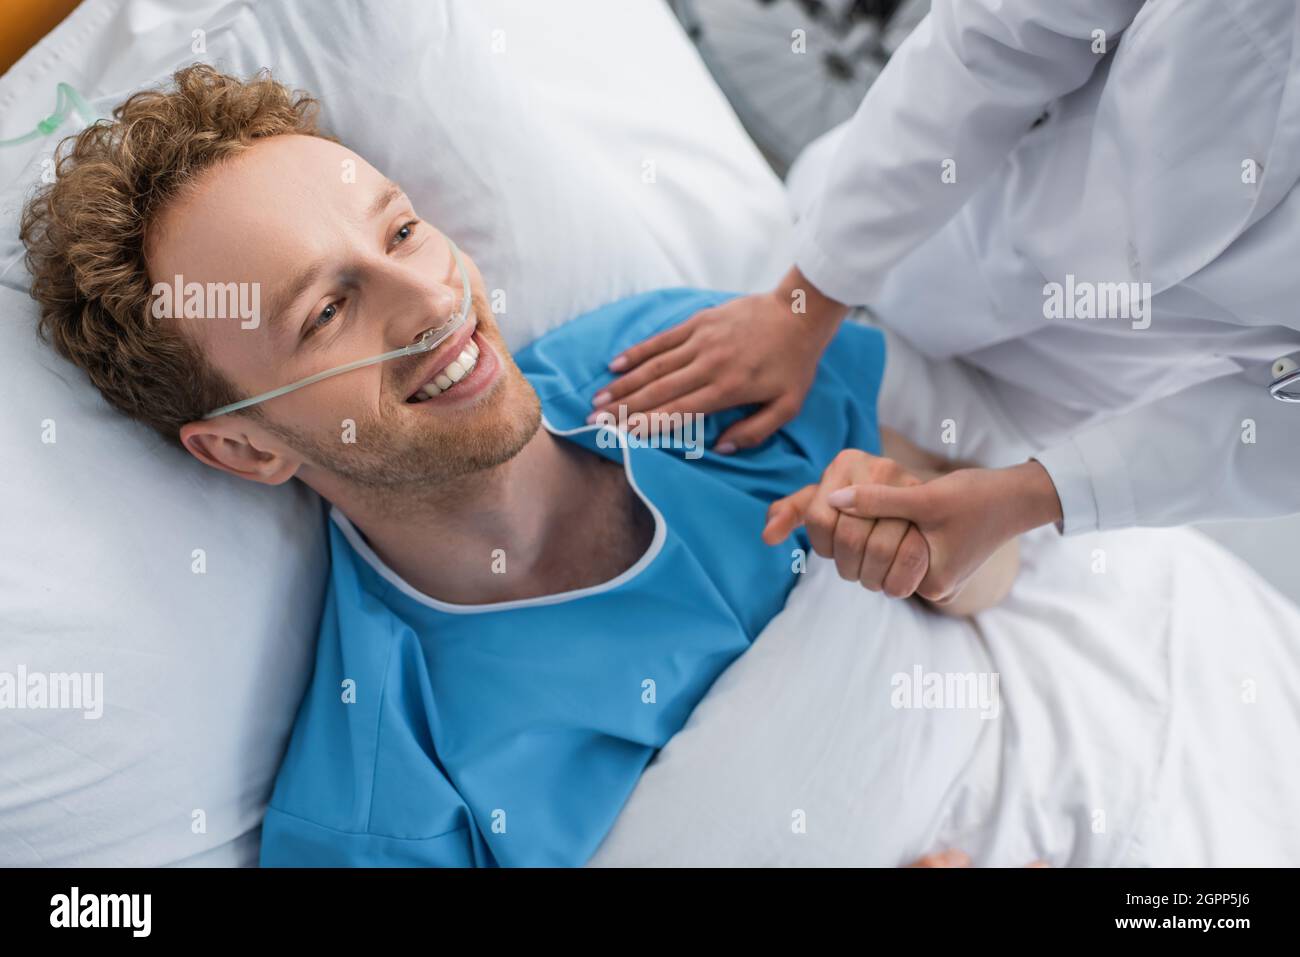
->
[1,0,1298,868]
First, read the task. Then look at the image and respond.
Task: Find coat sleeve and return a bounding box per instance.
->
[1032,367,1300,533]
[794,0,1145,305]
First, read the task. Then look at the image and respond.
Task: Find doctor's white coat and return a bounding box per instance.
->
[792,0,1300,533]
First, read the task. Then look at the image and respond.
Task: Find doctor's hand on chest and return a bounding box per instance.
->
[589,266,847,452]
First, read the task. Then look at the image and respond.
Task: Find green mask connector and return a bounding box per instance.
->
[0,82,101,149]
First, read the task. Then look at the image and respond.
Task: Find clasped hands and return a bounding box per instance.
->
[760,448,1061,612]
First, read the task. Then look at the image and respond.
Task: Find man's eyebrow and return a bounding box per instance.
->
[368,179,405,219]
[266,260,325,340]
[267,181,406,341]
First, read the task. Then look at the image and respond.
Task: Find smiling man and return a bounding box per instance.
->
[155,129,576,606]
[20,65,1017,866]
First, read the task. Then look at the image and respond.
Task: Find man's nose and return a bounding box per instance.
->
[372,261,462,346]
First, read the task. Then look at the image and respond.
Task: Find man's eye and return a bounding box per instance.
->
[309,300,344,335]
[392,219,419,246]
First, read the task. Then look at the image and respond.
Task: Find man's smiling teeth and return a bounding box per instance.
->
[414,339,480,400]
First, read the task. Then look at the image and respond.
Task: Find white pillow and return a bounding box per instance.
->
[0,0,792,865]
[0,283,329,866]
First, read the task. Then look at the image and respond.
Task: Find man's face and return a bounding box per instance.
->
[154,134,540,491]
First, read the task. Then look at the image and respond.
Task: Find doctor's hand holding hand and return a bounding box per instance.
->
[829,459,1063,609]
[764,446,1057,615]
[761,449,931,599]
[589,266,849,452]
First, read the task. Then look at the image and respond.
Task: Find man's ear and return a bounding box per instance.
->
[178,419,302,485]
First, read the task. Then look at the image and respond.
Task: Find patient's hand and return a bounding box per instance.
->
[761,449,931,599]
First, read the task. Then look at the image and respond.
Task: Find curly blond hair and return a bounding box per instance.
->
[19,64,336,448]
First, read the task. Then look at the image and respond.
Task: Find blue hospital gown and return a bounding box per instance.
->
[259,288,886,866]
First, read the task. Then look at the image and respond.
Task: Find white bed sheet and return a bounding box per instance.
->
[589,522,1300,867]
[590,323,1300,868]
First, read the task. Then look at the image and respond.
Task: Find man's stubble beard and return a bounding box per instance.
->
[262,295,542,514]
